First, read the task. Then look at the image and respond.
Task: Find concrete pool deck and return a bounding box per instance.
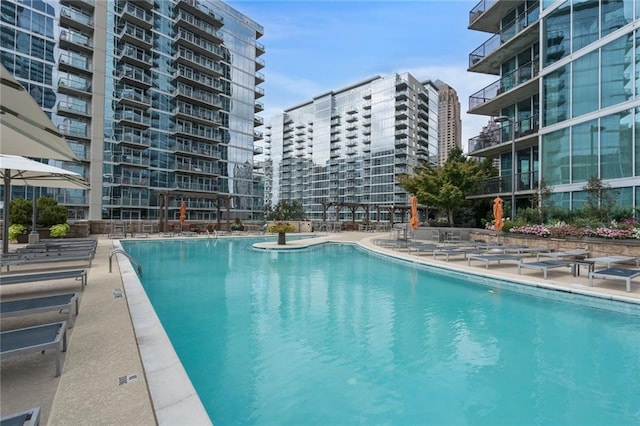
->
[1,231,639,425]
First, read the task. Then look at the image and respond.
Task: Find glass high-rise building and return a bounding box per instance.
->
[467,0,640,212]
[0,0,264,222]
[264,73,439,223]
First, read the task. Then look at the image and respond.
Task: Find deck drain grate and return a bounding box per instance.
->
[117,373,139,386]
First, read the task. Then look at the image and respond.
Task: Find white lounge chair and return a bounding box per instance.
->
[589,267,640,292]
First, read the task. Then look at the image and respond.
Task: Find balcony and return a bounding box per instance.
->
[175,29,224,59]
[254,101,264,112]
[58,123,90,140]
[174,67,223,92]
[468,60,539,115]
[61,0,94,12]
[116,88,151,109]
[175,10,223,42]
[468,170,538,197]
[115,66,152,88]
[255,41,265,55]
[113,128,150,147]
[468,3,540,74]
[174,85,222,109]
[111,153,150,167]
[118,23,152,49]
[114,109,151,128]
[175,49,224,76]
[467,114,539,155]
[58,52,93,73]
[175,0,224,29]
[255,86,264,98]
[255,71,265,84]
[175,161,217,175]
[117,2,153,29]
[57,99,90,118]
[59,30,93,54]
[60,6,94,32]
[256,57,265,71]
[117,45,152,68]
[58,76,91,95]
[173,124,218,142]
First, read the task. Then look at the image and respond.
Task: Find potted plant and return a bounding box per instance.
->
[8,224,27,243]
[49,223,70,238]
[267,221,296,245]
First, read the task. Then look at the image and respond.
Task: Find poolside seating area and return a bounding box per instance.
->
[0,237,98,422]
[589,267,640,292]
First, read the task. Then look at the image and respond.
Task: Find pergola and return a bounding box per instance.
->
[320,200,427,225]
[158,191,232,232]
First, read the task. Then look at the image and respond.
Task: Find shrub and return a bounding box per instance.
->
[267,222,296,233]
[9,198,32,227]
[8,224,27,242]
[37,197,68,227]
[49,223,70,238]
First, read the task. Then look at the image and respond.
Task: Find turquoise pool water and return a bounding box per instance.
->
[123,238,640,425]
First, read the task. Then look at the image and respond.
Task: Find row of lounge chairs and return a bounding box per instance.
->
[373,237,640,292]
[1,238,95,423]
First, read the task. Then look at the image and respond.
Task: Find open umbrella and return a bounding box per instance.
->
[409,195,419,230]
[1,154,88,253]
[493,196,504,232]
[180,201,187,232]
[0,64,77,161]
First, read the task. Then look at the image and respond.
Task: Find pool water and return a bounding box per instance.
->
[123,238,640,425]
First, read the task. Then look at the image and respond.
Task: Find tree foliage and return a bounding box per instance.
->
[400,148,497,226]
[265,200,305,221]
[583,176,616,221]
[8,196,67,228]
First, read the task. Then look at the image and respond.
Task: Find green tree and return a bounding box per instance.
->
[400,148,496,226]
[265,200,305,221]
[37,196,68,227]
[9,198,32,227]
[583,176,616,221]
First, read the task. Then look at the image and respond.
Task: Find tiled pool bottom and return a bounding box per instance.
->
[119,238,640,425]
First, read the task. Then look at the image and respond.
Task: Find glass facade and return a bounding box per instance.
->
[0,0,264,221]
[469,0,640,211]
[265,73,439,222]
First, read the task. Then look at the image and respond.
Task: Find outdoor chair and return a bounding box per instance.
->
[518,260,574,279]
[0,293,79,327]
[467,253,523,269]
[0,269,87,291]
[0,321,67,376]
[589,267,640,293]
[0,407,40,426]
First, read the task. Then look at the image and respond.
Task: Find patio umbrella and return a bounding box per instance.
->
[409,195,419,230]
[493,196,504,232]
[180,201,187,232]
[1,154,89,253]
[0,64,77,161]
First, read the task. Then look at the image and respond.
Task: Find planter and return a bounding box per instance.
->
[278,232,286,245]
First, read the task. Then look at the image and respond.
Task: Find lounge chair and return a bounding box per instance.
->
[433,247,483,261]
[1,293,79,327]
[518,260,574,279]
[584,256,640,268]
[467,253,523,269]
[0,269,87,291]
[537,249,589,261]
[1,250,94,271]
[589,267,640,292]
[0,321,67,376]
[0,407,40,426]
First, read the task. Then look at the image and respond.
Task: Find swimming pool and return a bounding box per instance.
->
[122,237,640,425]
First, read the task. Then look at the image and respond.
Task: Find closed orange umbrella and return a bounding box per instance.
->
[180,200,187,224]
[409,196,419,230]
[493,196,504,231]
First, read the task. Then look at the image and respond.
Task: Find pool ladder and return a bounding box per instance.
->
[109,249,142,274]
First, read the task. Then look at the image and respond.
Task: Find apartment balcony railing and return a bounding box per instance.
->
[60,6,94,27]
[60,29,93,48]
[117,45,152,67]
[58,76,91,92]
[117,2,153,27]
[469,0,497,25]
[469,3,540,68]
[118,23,152,47]
[175,10,221,37]
[58,123,89,139]
[114,110,151,127]
[114,130,150,147]
[111,154,150,167]
[59,53,92,72]
[469,60,538,110]
[175,162,216,174]
[175,29,224,58]
[470,171,539,196]
[467,114,539,154]
[175,50,223,75]
[58,100,90,116]
[175,182,216,192]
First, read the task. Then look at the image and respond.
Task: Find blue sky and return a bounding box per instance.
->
[227,0,497,147]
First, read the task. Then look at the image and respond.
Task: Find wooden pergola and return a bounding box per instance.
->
[319,200,427,225]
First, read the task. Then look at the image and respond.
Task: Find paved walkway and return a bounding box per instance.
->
[1,232,638,425]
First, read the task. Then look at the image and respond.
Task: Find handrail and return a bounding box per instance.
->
[109,248,142,274]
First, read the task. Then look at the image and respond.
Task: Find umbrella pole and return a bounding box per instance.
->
[30,187,39,244]
[2,171,10,253]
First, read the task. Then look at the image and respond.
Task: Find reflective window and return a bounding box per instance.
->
[571,51,598,117]
[543,65,568,125]
[601,0,633,37]
[542,127,570,185]
[571,120,598,183]
[544,1,570,66]
[572,0,599,51]
[601,34,633,108]
[601,110,633,179]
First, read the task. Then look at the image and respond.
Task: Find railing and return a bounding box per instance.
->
[469,60,539,110]
[469,0,497,25]
[469,3,540,68]
[467,114,539,154]
[109,249,142,274]
[470,171,539,196]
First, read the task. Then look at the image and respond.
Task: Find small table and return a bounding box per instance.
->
[572,259,595,277]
